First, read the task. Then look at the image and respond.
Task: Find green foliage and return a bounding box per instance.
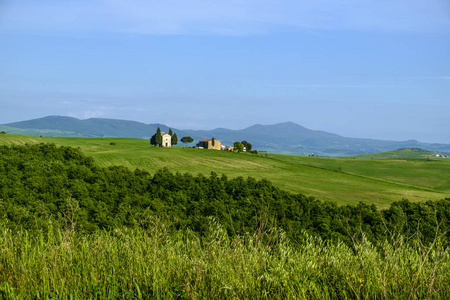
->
[212,137,215,147]
[180,136,193,147]
[0,131,5,134]
[172,132,178,145]
[156,127,162,146]
[1,143,450,248]
[233,141,244,152]
[150,127,163,146]
[241,140,252,152]
[168,128,173,136]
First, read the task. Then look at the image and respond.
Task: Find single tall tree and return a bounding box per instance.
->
[172,133,178,145]
[155,127,162,146]
[168,128,173,136]
[180,136,193,147]
[212,137,215,147]
[150,127,162,146]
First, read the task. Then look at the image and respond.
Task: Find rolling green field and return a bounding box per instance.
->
[350,147,449,160]
[1,134,449,208]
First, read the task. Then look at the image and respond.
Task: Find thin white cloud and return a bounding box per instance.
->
[1,0,449,35]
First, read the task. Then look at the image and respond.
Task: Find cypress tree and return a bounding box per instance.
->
[172,133,178,145]
[156,127,162,146]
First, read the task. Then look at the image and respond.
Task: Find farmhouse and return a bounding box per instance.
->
[196,138,221,150]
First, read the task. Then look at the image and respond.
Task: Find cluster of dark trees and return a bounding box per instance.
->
[234,140,257,154]
[1,143,449,246]
[149,127,196,148]
[150,127,178,146]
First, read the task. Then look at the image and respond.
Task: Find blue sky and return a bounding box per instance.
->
[1,0,449,143]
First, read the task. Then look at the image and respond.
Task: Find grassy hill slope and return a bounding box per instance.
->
[1,135,449,208]
[350,148,449,160]
[270,154,450,193]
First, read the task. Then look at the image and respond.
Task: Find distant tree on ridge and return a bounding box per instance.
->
[241,141,252,152]
[233,141,244,153]
[181,136,193,147]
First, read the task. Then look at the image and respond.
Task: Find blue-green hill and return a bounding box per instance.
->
[4,116,185,139]
[4,116,450,156]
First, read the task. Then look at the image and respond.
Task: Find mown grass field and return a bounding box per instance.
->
[1,134,449,208]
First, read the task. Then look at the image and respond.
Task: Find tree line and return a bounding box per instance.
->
[150,127,178,146]
[1,143,449,246]
[148,128,198,148]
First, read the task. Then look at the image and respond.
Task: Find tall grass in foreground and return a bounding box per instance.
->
[1,218,449,299]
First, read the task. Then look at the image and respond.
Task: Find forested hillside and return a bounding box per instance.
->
[1,143,450,246]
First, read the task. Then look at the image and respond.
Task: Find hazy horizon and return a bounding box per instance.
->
[1,0,449,143]
[3,114,449,145]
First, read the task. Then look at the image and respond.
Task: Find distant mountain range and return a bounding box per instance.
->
[2,116,450,157]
